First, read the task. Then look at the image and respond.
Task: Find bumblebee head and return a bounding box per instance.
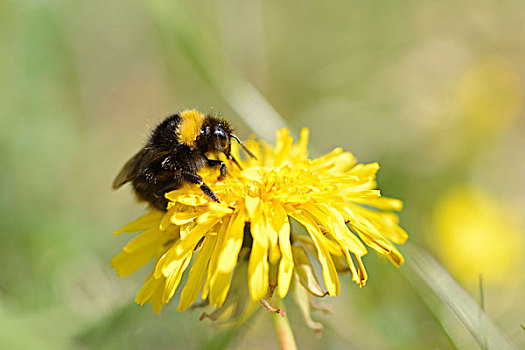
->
[198,116,257,165]
[197,117,232,154]
[213,123,230,153]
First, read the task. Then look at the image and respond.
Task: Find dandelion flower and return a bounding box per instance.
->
[434,186,523,284]
[112,128,408,323]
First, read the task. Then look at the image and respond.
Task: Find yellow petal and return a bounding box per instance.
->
[262,202,280,264]
[328,152,357,174]
[135,275,169,314]
[170,211,199,226]
[312,147,343,167]
[355,254,368,286]
[209,270,233,307]
[114,211,163,235]
[341,204,394,255]
[250,203,269,251]
[245,196,260,218]
[342,247,365,286]
[178,235,217,311]
[271,202,294,298]
[290,212,340,296]
[248,240,269,301]
[157,218,218,279]
[113,227,168,278]
[242,139,263,168]
[347,162,379,178]
[160,205,179,230]
[111,249,155,277]
[260,141,275,167]
[273,128,293,167]
[208,218,234,306]
[122,228,163,253]
[302,203,367,256]
[354,196,403,211]
[387,245,405,267]
[151,284,167,314]
[207,202,234,216]
[217,209,246,273]
[169,218,220,265]
[179,222,194,240]
[166,193,209,206]
[290,128,309,162]
[135,275,164,306]
[349,205,408,244]
[162,252,192,303]
[248,205,269,300]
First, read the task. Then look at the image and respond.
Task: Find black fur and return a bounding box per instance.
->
[113,112,239,210]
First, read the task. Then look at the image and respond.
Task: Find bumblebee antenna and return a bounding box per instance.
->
[229,155,243,170]
[230,134,257,159]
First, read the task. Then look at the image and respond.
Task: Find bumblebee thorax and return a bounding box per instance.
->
[176,109,205,147]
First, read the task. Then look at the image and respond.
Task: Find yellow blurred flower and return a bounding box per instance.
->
[112,128,408,318]
[434,186,523,284]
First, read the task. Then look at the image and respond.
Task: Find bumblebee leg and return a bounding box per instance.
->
[206,159,228,178]
[199,183,220,203]
[181,171,220,203]
[154,182,180,198]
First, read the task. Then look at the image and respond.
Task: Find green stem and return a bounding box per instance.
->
[271,299,298,350]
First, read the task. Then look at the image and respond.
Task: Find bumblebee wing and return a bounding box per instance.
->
[112,148,147,189]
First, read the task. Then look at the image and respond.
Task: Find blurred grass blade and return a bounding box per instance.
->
[142,0,288,141]
[479,274,488,350]
[404,244,516,349]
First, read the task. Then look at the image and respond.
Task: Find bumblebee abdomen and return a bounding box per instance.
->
[132,171,182,210]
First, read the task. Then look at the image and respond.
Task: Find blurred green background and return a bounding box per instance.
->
[1,0,524,349]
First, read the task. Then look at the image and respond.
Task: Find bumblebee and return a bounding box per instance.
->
[112,109,255,210]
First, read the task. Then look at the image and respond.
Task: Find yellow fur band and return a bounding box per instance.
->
[177,109,205,146]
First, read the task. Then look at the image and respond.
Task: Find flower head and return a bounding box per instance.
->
[434,186,524,284]
[112,128,408,320]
